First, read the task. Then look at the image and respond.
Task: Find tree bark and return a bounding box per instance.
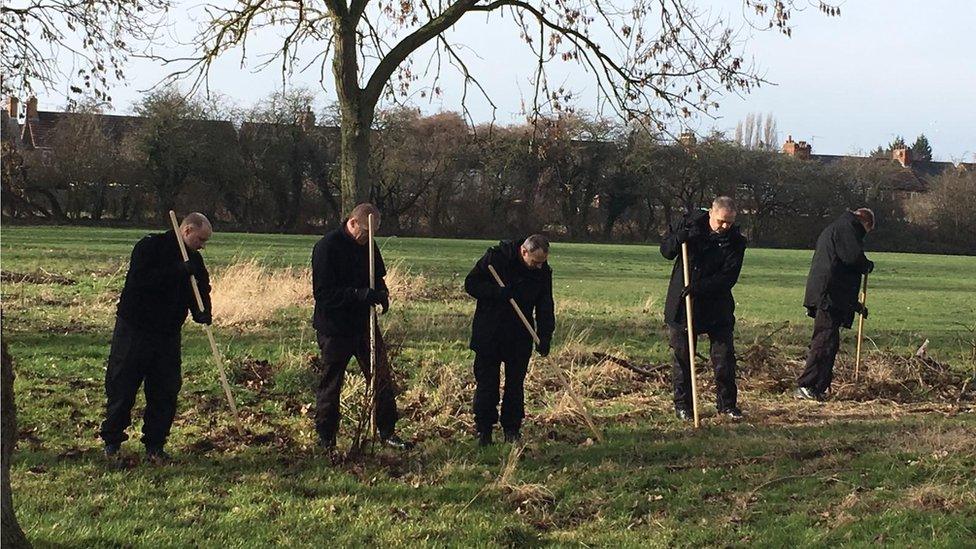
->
[2,341,30,548]
[334,17,373,217]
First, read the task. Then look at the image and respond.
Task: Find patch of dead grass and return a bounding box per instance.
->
[211,259,310,327]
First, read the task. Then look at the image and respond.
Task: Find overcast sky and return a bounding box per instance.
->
[35,0,976,162]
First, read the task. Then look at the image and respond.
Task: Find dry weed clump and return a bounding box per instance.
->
[209,259,435,328]
[903,483,974,512]
[494,444,556,510]
[738,332,972,403]
[399,358,474,439]
[384,261,429,301]
[211,259,310,327]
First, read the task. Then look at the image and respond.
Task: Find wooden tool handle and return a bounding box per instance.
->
[487,264,541,345]
[680,241,700,429]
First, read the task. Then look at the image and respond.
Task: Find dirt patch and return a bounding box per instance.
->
[230,358,277,394]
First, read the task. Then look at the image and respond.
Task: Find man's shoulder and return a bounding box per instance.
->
[731,227,748,250]
[316,228,345,248]
[134,231,168,250]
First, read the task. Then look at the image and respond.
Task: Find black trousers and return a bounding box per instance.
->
[798,308,844,393]
[472,345,532,433]
[668,325,738,411]
[314,330,398,442]
[100,316,182,448]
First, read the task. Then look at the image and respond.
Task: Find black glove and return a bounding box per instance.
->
[192,309,212,325]
[536,338,551,357]
[679,284,695,300]
[177,260,204,280]
[674,227,690,243]
[856,303,869,319]
[865,260,875,274]
[377,288,390,315]
[354,288,385,306]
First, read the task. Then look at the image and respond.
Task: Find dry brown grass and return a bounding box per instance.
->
[210,259,310,328]
[494,444,555,508]
[209,259,432,328]
[384,260,429,301]
[903,482,975,512]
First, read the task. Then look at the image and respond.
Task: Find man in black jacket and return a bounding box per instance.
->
[660,197,747,421]
[311,203,408,453]
[796,209,875,401]
[465,235,555,445]
[100,212,213,463]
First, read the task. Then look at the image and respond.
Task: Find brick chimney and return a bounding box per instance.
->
[7,96,19,118]
[782,135,811,160]
[26,96,38,121]
[892,147,911,168]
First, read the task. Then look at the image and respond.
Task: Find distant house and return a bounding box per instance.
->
[781,135,973,200]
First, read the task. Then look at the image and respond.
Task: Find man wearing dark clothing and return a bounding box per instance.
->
[796,209,875,400]
[660,197,747,420]
[465,235,555,445]
[311,203,407,452]
[100,212,213,463]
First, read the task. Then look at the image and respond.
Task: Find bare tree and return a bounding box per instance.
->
[167,0,838,214]
[735,111,778,150]
[2,342,29,548]
[1,0,169,101]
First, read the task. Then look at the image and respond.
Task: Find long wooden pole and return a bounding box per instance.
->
[854,273,868,381]
[168,211,242,434]
[680,242,700,429]
[368,213,378,440]
[487,264,604,443]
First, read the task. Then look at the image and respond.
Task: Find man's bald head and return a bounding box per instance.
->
[180,212,212,251]
[345,203,381,245]
[853,208,875,232]
[181,212,212,231]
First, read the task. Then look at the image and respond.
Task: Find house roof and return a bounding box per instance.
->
[806,153,964,193]
[22,111,147,149]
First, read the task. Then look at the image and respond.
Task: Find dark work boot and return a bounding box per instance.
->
[794,387,824,401]
[477,430,493,447]
[675,407,693,421]
[379,432,413,451]
[145,445,173,465]
[104,442,121,458]
[721,406,744,420]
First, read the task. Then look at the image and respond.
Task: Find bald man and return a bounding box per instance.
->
[310,203,408,454]
[100,213,213,464]
[660,197,747,421]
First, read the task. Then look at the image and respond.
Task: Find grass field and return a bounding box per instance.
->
[2,225,974,547]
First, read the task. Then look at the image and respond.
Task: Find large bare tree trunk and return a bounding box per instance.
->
[2,341,30,548]
[333,19,374,217]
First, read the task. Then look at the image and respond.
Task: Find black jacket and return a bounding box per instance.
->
[311,226,387,336]
[660,210,747,332]
[116,230,211,334]
[464,239,555,355]
[803,211,872,328]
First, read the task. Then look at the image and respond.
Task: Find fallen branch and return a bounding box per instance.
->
[593,352,669,378]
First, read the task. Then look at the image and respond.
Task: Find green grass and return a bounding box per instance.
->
[2,225,974,547]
